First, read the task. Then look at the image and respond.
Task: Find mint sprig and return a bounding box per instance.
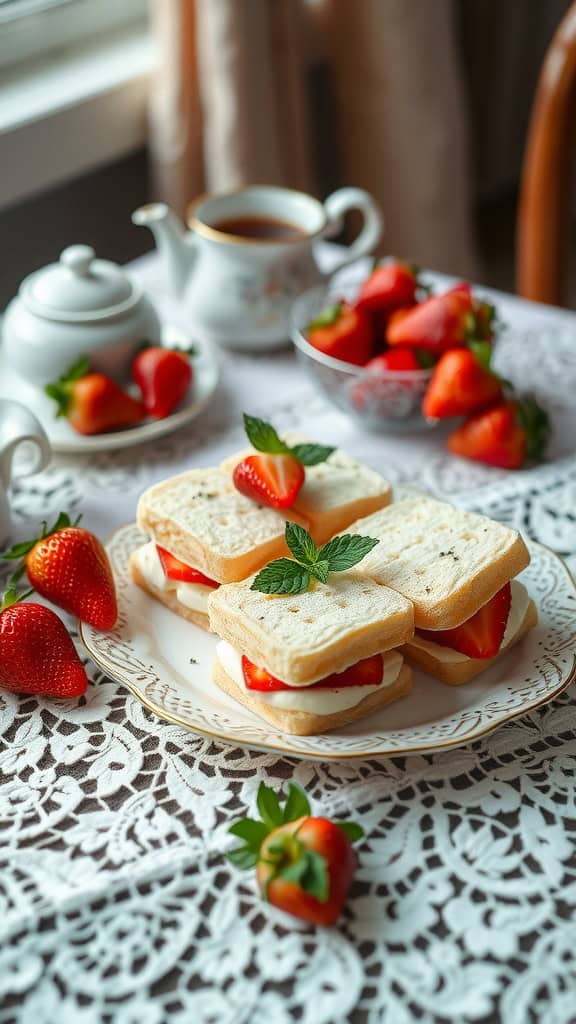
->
[251,522,379,595]
[243,413,334,467]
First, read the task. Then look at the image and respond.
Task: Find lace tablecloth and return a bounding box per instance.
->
[2,252,576,1024]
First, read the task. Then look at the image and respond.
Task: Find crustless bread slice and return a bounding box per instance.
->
[213,656,412,735]
[221,445,392,544]
[207,571,414,686]
[344,496,530,630]
[137,467,308,583]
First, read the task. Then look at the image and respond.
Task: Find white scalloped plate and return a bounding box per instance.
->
[80,524,576,760]
[0,326,220,454]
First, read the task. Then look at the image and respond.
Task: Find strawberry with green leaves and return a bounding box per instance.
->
[0,589,88,697]
[387,285,496,354]
[232,414,335,510]
[305,301,373,365]
[447,396,550,469]
[228,782,363,926]
[251,521,379,595]
[422,341,503,420]
[3,512,118,630]
[46,357,145,436]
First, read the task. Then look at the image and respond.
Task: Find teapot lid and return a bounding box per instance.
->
[21,245,142,323]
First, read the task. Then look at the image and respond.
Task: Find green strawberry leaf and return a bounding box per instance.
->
[468,339,493,372]
[335,821,365,842]
[307,302,342,332]
[243,414,291,455]
[226,846,260,869]
[297,849,329,903]
[285,522,319,565]
[228,818,270,848]
[415,349,436,369]
[516,396,550,461]
[0,588,21,612]
[318,534,379,572]
[257,782,284,831]
[251,559,310,595]
[290,443,335,467]
[282,784,311,823]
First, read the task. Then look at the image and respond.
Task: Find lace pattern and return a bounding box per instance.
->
[2,322,576,1021]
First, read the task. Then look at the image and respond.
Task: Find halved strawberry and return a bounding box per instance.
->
[419,582,511,659]
[156,546,220,587]
[233,453,305,510]
[242,653,384,691]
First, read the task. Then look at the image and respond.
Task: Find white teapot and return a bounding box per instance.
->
[2,245,161,387]
[132,185,383,350]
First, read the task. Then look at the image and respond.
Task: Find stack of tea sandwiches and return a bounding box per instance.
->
[131,415,536,735]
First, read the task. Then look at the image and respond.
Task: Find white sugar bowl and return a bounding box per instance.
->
[2,245,161,386]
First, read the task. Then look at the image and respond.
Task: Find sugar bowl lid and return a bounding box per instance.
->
[20,245,142,323]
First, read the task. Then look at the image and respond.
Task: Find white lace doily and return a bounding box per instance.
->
[2,254,576,1023]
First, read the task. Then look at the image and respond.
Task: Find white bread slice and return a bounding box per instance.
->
[402,598,537,684]
[129,550,211,632]
[221,445,391,544]
[137,467,308,584]
[213,656,412,735]
[344,496,530,630]
[207,571,414,685]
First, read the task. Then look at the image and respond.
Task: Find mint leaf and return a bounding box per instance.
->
[307,302,342,332]
[282,784,311,823]
[243,413,290,455]
[227,846,259,869]
[228,818,269,848]
[298,849,329,903]
[319,534,379,572]
[285,522,318,565]
[257,782,284,830]
[290,443,335,467]
[468,339,493,372]
[335,821,365,842]
[251,559,310,595]
[307,559,330,584]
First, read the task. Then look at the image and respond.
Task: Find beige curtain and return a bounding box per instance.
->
[149,0,477,276]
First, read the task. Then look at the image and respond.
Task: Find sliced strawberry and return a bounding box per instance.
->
[242,653,384,691]
[419,582,511,659]
[233,453,305,510]
[156,546,220,587]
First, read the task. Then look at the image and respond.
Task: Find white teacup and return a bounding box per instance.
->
[133,185,383,350]
[0,400,51,545]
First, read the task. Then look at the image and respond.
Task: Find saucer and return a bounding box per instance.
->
[0,325,220,454]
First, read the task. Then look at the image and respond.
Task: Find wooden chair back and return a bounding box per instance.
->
[517,2,576,305]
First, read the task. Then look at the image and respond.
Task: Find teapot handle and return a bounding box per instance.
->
[320,188,384,276]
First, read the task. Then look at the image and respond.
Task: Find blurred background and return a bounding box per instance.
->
[0,0,573,308]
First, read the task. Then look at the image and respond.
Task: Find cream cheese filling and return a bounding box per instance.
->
[216,641,404,714]
[409,580,530,663]
[135,541,213,614]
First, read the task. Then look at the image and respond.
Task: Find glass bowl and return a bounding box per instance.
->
[290,274,435,433]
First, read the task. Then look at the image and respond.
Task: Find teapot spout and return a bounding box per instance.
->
[132,203,195,298]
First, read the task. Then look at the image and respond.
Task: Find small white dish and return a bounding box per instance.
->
[81,524,576,761]
[0,325,219,454]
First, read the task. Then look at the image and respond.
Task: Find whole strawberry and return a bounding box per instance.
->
[228,782,363,926]
[132,346,193,419]
[0,590,87,697]
[3,513,117,630]
[45,357,145,435]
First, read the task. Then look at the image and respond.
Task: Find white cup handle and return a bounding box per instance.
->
[0,403,51,490]
[321,187,383,275]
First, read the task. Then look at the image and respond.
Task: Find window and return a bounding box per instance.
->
[0,0,148,71]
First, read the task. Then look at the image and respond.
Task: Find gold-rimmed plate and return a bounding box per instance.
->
[80,524,576,760]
